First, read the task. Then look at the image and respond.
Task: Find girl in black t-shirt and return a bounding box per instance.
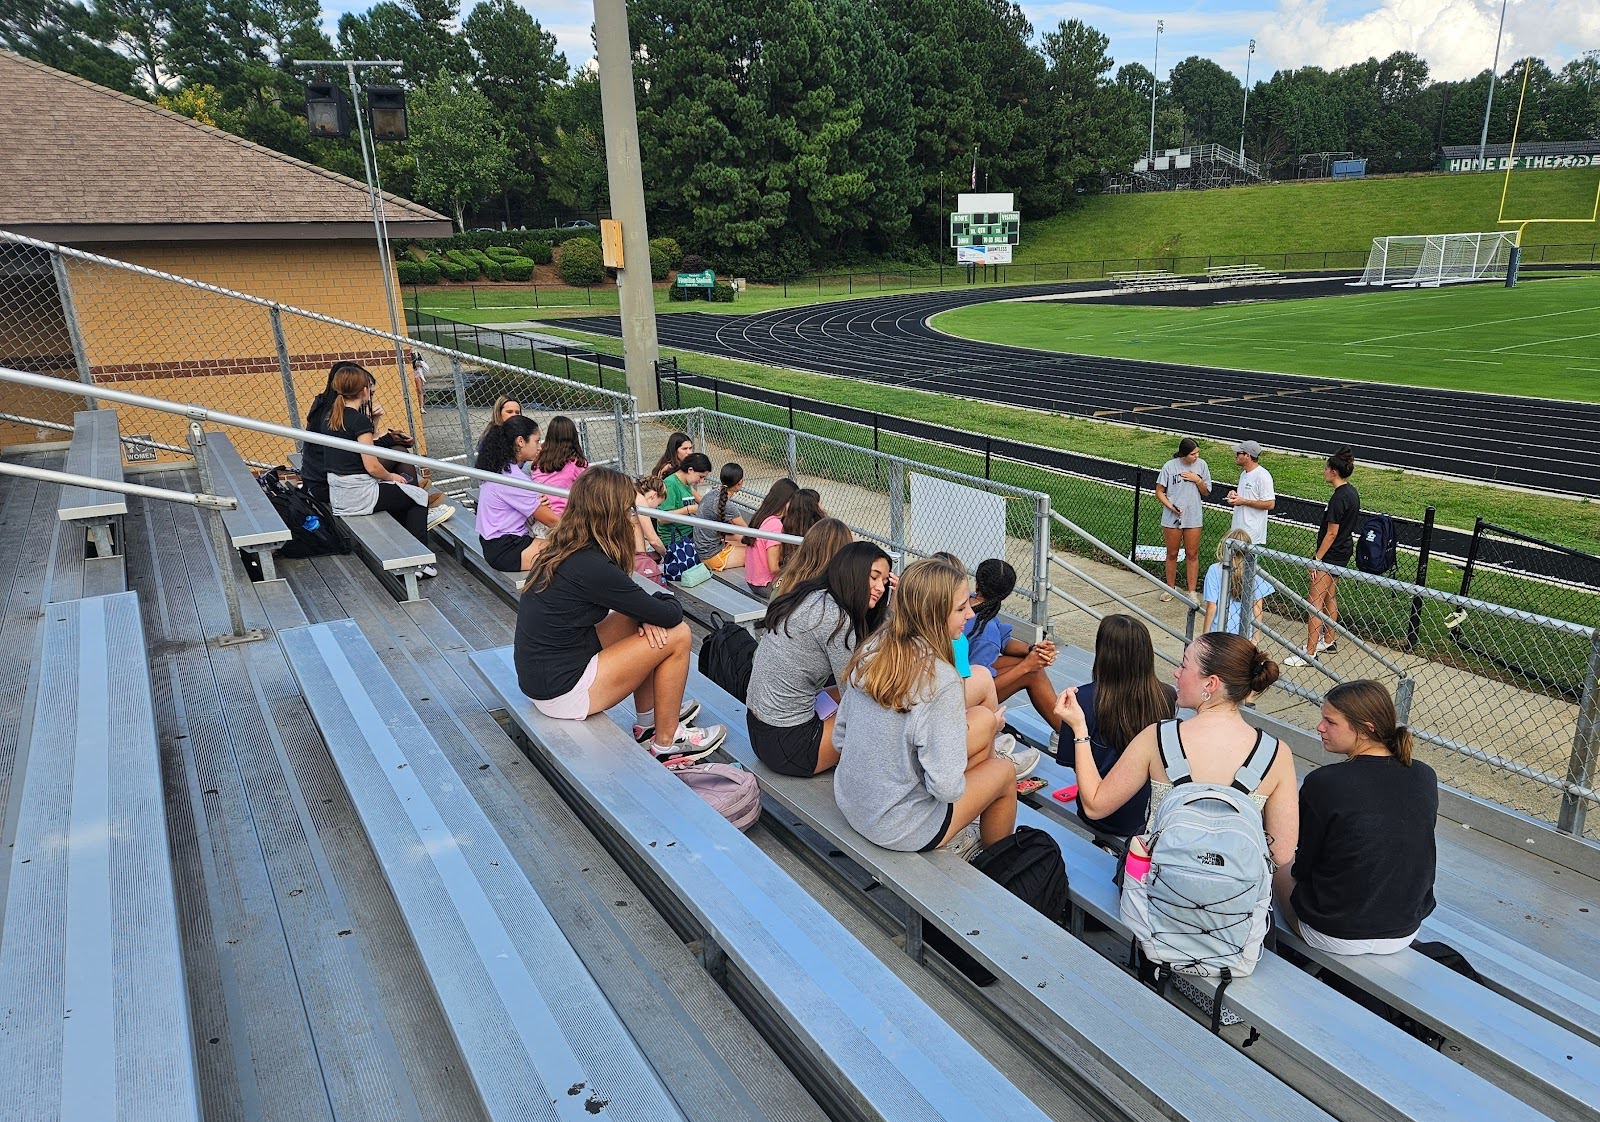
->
[1288,448,1359,667]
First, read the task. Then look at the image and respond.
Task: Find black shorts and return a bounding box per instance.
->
[747,709,825,777]
[917,804,957,852]
[482,533,533,572]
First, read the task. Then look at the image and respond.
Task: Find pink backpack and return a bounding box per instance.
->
[675,763,760,832]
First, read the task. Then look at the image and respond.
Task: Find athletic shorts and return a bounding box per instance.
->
[747,709,825,777]
[482,533,533,573]
[917,804,957,852]
[531,654,599,721]
[704,543,736,571]
[1300,923,1415,956]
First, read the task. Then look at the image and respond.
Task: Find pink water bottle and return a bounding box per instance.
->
[1124,835,1152,883]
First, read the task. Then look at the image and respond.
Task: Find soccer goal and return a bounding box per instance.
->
[1352,231,1517,287]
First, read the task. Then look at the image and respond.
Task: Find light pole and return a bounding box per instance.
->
[1239,39,1256,163]
[1476,0,1509,169]
[1584,49,1599,96]
[295,59,415,436]
[1148,19,1164,165]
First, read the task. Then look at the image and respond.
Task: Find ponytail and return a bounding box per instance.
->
[970,558,1014,636]
[1325,680,1411,764]
[1389,726,1414,766]
[715,462,743,523]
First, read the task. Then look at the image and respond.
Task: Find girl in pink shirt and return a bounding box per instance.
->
[528,415,589,517]
[742,477,799,599]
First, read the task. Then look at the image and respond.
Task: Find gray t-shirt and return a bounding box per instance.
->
[694,483,737,559]
[746,591,856,727]
[834,652,969,851]
[1157,457,1210,529]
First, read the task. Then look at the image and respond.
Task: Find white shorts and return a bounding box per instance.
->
[532,654,599,721]
[1300,923,1415,956]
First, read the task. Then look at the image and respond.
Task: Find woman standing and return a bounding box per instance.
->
[834,558,1017,860]
[1276,680,1436,954]
[1156,437,1211,601]
[474,415,559,574]
[514,468,725,761]
[747,542,893,776]
[1201,529,1273,634]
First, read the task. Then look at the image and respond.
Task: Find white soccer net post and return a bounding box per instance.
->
[1352,232,1516,287]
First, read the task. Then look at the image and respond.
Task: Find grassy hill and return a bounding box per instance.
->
[1016,169,1600,263]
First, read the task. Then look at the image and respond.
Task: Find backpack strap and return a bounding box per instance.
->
[1158,720,1192,785]
[1230,731,1279,794]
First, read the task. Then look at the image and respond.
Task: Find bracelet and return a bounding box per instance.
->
[1073,736,1091,745]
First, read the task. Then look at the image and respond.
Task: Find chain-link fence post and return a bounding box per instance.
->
[268,304,299,429]
[50,252,96,408]
[1217,539,1236,637]
[1560,631,1600,835]
[450,354,473,469]
[888,458,906,563]
[612,398,628,472]
[187,421,264,646]
[1393,674,1415,728]
[693,408,706,455]
[1032,492,1052,635]
[786,429,798,481]
[1239,545,1260,642]
[1406,505,1436,651]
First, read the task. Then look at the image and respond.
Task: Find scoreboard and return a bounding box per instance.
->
[950,211,1020,248]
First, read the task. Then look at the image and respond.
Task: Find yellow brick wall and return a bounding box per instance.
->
[26,240,423,466]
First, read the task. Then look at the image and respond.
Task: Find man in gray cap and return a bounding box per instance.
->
[1227,439,1275,543]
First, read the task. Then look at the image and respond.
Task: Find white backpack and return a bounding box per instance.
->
[1121,720,1278,994]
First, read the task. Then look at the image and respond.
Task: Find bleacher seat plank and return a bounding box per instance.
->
[0,592,200,1121]
[669,571,765,626]
[682,677,1332,1122]
[281,620,687,1122]
[471,645,1054,1122]
[337,512,435,601]
[203,433,291,579]
[57,409,126,556]
[433,517,524,600]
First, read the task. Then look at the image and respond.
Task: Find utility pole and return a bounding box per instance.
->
[593,0,661,410]
[1477,0,1509,168]
[1239,39,1255,163]
[1148,19,1164,165]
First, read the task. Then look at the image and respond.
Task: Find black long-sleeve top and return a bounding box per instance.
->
[515,546,683,700]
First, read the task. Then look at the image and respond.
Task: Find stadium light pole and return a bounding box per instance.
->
[1476,0,1509,169]
[1238,39,1255,163]
[1148,20,1164,166]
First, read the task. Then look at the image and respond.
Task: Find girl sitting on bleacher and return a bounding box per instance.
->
[747,541,893,777]
[632,475,668,586]
[475,396,522,461]
[965,559,1060,734]
[834,558,1018,861]
[649,431,695,479]
[474,415,559,574]
[317,365,453,557]
[1276,680,1437,955]
[770,504,841,599]
[740,477,798,600]
[693,462,749,571]
[514,468,726,764]
[528,415,588,518]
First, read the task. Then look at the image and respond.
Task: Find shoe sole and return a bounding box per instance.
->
[633,701,703,743]
[658,740,719,767]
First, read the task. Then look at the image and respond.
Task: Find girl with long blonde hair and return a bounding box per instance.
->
[832,558,1017,858]
[514,468,725,761]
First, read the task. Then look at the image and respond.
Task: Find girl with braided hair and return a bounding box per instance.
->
[965,559,1061,733]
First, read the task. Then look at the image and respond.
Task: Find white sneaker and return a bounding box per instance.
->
[652,723,727,766]
[418,564,438,578]
[632,699,702,743]
[1284,654,1315,668]
[1315,638,1337,654]
[938,822,983,862]
[992,733,1041,780]
[426,503,456,530]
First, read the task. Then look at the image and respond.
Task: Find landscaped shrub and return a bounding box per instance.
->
[669,282,734,302]
[438,258,470,282]
[520,238,553,264]
[395,260,421,285]
[649,237,683,269]
[709,281,735,302]
[500,256,535,281]
[679,253,709,275]
[558,238,605,286]
[417,259,442,284]
[648,243,670,282]
[445,249,481,280]
[484,245,521,262]
[483,259,505,281]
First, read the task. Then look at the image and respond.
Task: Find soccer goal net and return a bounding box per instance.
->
[1352,231,1516,287]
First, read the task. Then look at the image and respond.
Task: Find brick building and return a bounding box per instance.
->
[0,50,451,463]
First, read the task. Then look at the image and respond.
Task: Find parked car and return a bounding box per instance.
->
[559,219,598,229]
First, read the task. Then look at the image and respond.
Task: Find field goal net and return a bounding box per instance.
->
[1352,231,1516,287]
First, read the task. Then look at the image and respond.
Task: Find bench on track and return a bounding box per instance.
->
[281,620,690,1122]
[57,408,126,558]
[0,592,200,1121]
[1107,270,1183,292]
[682,679,1335,1122]
[202,432,291,580]
[1205,264,1283,284]
[471,644,1056,1122]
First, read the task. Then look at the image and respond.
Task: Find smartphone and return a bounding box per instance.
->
[1052,784,1079,803]
[1016,777,1047,795]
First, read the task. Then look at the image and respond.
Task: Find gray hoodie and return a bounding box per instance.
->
[833,651,968,851]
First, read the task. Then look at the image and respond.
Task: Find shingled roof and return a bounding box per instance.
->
[0,50,452,242]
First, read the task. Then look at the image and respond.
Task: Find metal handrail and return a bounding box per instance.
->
[0,366,799,547]
[0,459,236,510]
[1049,509,1200,611]
[1045,554,1191,653]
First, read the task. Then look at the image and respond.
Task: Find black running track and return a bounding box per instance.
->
[564,279,1600,497]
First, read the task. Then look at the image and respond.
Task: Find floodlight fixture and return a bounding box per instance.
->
[364,85,409,141]
[304,81,351,138]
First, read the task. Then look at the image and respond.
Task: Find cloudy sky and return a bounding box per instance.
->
[321,1,1599,84]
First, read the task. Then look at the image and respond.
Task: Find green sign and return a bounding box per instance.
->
[675,269,716,288]
[950,211,1020,248]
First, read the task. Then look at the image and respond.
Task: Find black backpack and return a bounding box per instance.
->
[1356,513,1397,574]
[697,612,760,703]
[258,467,347,559]
[926,826,1070,986]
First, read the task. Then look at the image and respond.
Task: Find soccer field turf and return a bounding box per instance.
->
[933,274,1600,402]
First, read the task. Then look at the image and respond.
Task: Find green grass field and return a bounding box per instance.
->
[933,274,1600,402]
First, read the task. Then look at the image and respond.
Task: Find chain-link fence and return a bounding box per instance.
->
[1217,542,1600,840]
[0,230,631,478]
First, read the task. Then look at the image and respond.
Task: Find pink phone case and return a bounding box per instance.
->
[1052,784,1079,803]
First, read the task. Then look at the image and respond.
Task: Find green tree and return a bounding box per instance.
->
[1036,19,1144,208]
[547,71,610,216]
[1167,55,1243,146]
[407,71,513,229]
[336,0,469,88]
[2,0,142,94]
[463,0,566,217]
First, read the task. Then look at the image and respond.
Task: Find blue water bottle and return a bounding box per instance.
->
[952,632,972,679]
